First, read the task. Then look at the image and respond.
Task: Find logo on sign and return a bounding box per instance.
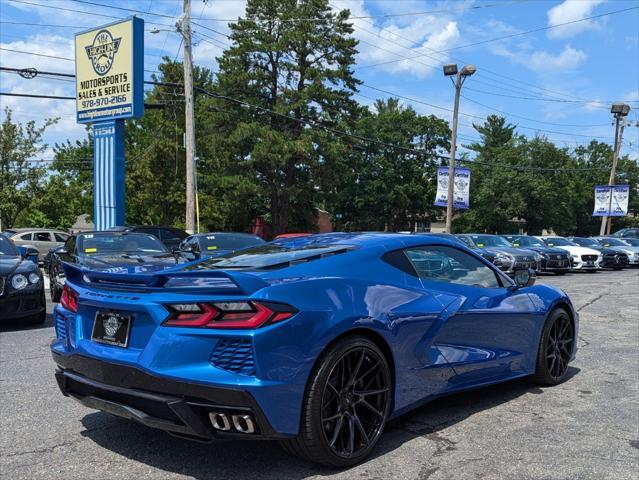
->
[85,29,121,75]
[103,316,121,338]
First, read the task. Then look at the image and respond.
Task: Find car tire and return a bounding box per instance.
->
[612,267,623,271]
[281,336,392,467]
[554,271,567,276]
[532,308,574,386]
[50,273,62,303]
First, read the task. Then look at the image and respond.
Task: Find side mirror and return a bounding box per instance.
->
[57,248,68,255]
[513,268,536,289]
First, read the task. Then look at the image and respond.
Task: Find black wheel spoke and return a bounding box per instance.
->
[328,415,344,447]
[355,387,389,397]
[353,413,369,446]
[347,416,355,455]
[347,349,366,386]
[358,399,384,418]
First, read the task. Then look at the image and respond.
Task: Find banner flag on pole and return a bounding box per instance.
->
[592,185,630,217]
[434,167,471,210]
[610,184,630,217]
[592,185,611,216]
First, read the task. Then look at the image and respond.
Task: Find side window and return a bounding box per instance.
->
[403,245,501,289]
[35,232,52,242]
[19,233,33,241]
[457,236,473,248]
[136,228,159,238]
[64,236,76,254]
[190,238,200,252]
[161,229,186,241]
[54,233,69,242]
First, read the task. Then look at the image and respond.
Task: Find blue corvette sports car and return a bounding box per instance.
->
[51,233,578,467]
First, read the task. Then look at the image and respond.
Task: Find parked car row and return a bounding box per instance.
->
[457,233,638,275]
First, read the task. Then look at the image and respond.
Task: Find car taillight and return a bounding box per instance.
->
[163,301,296,329]
[60,284,78,313]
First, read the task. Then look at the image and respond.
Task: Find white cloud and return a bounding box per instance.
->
[529,45,588,71]
[332,0,462,78]
[547,0,606,39]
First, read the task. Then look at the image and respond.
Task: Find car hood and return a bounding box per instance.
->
[79,253,185,271]
[602,246,638,255]
[550,245,600,256]
[482,246,536,257]
[0,255,38,276]
[518,246,568,256]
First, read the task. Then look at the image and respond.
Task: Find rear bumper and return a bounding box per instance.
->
[52,351,289,441]
[0,289,45,321]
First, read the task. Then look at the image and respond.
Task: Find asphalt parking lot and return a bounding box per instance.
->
[1,270,637,480]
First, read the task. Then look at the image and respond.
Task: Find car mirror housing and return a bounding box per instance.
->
[513,268,536,289]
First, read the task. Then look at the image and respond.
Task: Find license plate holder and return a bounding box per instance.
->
[92,312,132,348]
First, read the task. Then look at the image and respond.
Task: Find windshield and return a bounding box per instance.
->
[198,234,264,252]
[189,243,354,270]
[0,236,19,256]
[467,235,511,248]
[571,238,598,247]
[598,238,627,247]
[543,237,576,247]
[513,236,544,247]
[77,233,168,255]
[619,238,639,247]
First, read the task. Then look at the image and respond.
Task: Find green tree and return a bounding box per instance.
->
[0,108,58,229]
[325,98,450,231]
[212,0,360,234]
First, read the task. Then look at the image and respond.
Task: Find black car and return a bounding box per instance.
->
[612,228,639,239]
[176,232,266,260]
[0,234,45,323]
[568,237,629,270]
[47,231,188,302]
[456,234,541,275]
[507,236,570,275]
[108,225,189,251]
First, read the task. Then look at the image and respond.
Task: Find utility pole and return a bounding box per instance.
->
[442,64,476,233]
[599,103,630,236]
[181,0,196,234]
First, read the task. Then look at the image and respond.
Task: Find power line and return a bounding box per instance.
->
[360,5,638,69]
[68,0,526,23]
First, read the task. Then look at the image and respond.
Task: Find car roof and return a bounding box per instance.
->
[6,227,68,232]
[271,232,463,250]
[192,232,261,238]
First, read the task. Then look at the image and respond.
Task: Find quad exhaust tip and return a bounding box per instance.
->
[209,412,256,434]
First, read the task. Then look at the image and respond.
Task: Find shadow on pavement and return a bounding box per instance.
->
[0,312,54,332]
[78,367,580,479]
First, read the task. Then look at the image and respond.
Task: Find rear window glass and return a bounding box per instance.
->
[77,233,168,254]
[0,236,19,256]
[198,234,265,251]
[189,243,355,270]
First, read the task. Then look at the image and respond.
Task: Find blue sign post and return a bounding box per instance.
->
[93,121,125,230]
[75,17,144,230]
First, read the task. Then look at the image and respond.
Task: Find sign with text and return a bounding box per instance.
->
[592,185,630,217]
[434,167,471,210]
[75,17,144,123]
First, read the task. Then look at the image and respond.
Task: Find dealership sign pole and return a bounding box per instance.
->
[75,17,144,231]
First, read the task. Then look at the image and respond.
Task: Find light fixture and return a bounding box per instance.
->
[460,64,477,77]
[443,64,458,76]
[610,103,630,116]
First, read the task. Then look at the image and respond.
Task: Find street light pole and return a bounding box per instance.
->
[181,0,196,234]
[599,103,630,236]
[443,64,475,233]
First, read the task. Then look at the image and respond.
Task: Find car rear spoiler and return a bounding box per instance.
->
[61,262,269,295]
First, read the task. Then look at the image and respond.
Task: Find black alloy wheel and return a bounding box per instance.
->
[533,308,574,385]
[282,336,391,467]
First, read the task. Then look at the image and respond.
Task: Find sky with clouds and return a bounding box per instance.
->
[1,0,638,160]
